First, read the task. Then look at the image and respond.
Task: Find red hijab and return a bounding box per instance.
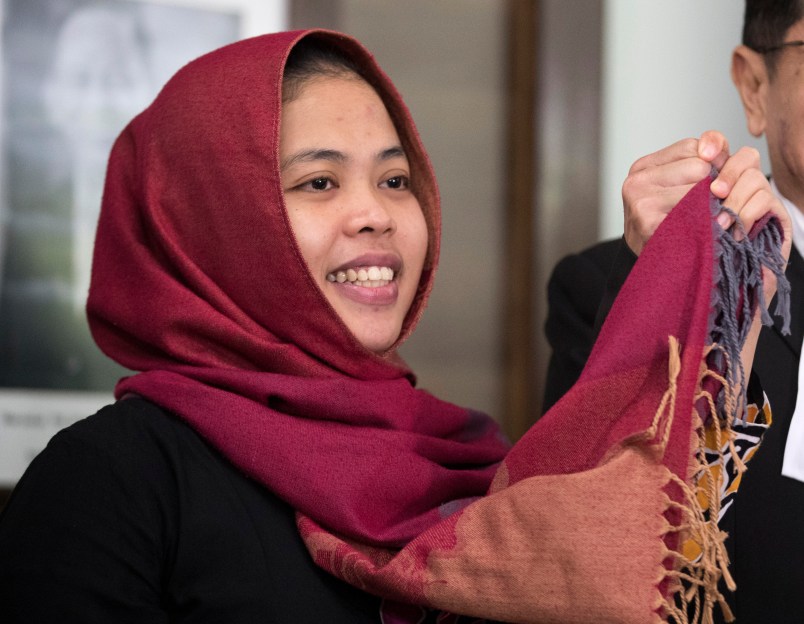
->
[88,30,787,623]
[87,29,508,548]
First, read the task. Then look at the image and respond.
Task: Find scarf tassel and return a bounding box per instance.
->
[658,197,790,623]
[642,337,736,624]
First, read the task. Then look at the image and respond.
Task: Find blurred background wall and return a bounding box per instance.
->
[0,0,763,500]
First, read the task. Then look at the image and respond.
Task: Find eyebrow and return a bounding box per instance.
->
[280,145,407,171]
[378,146,407,161]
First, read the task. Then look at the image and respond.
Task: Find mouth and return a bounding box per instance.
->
[326,265,395,288]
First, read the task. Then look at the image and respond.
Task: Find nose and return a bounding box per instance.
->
[344,185,396,237]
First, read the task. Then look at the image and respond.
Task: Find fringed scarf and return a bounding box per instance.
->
[87,30,789,623]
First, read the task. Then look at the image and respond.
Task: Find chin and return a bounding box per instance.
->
[360,337,398,355]
[352,326,402,355]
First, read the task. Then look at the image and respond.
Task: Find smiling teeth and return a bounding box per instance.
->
[326,266,394,287]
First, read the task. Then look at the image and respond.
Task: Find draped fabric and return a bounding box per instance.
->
[88,30,787,623]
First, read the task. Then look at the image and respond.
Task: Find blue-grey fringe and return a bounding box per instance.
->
[707,190,791,423]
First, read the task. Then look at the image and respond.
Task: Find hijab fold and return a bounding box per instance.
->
[88,30,788,623]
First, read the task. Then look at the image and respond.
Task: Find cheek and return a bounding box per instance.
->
[787,93,804,147]
[404,209,429,272]
[773,110,804,171]
[764,84,802,162]
[771,82,804,136]
[401,210,429,305]
[285,208,329,276]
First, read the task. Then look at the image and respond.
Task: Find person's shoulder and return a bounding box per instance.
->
[547,238,622,297]
[577,237,622,265]
[45,397,199,482]
[552,238,622,277]
[2,398,197,545]
[59,397,186,447]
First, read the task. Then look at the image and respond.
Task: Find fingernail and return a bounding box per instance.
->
[717,212,731,229]
[711,179,728,196]
[701,142,716,159]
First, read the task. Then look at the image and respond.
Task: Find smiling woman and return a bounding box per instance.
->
[0,28,789,624]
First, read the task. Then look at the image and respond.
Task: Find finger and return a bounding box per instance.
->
[720,167,767,217]
[721,169,774,238]
[697,130,730,169]
[729,178,792,263]
[716,210,735,231]
[710,146,762,199]
[625,155,712,194]
[728,187,774,241]
[628,137,699,174]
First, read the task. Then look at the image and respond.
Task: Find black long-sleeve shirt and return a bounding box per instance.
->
[0,398,380,623]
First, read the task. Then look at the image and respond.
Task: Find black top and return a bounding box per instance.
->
[0,398,381,623]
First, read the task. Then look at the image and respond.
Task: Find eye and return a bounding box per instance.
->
[297,176,336,192]
[382,175,410,190]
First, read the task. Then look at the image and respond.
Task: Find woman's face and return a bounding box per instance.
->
[280,75,428,354]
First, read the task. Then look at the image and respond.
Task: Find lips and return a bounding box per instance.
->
[325,255,401,306]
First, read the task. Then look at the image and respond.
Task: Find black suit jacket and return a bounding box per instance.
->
[543,238,804,623]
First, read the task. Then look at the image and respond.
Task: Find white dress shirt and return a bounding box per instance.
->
[770,180,804,482]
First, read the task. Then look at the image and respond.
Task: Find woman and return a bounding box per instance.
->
[0,29,790,623]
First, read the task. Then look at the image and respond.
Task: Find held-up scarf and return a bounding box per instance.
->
[87,30,789,623]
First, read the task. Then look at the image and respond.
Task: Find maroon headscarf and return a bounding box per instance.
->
[88,29,507,549]
[88,30,786,623]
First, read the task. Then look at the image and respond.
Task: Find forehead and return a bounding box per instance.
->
[285,74,384,114]
[279,76,402,152]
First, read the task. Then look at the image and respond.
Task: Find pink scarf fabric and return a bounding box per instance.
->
[88,30,785,623]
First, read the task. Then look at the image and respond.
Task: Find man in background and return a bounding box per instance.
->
[543,1,804,621]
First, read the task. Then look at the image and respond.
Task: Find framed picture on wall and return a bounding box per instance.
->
[0,0,285,487]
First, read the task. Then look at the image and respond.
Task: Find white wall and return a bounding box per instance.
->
[600,0,767,239]
[143,0,287,37]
